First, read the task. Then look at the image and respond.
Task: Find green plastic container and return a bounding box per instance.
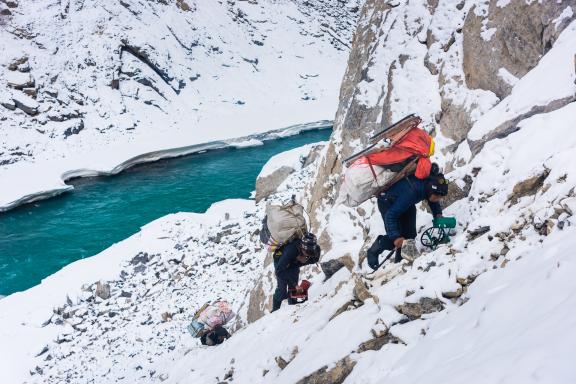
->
[433,216,457,229]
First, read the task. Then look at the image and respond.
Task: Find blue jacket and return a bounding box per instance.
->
[381,175,442,240]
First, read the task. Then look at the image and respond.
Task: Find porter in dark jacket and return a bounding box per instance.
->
[272,234,320,312]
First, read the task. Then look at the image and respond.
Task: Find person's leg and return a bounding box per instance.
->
[398,205,419,262]
[367,234,395,269]
[401,205,417,240]
[272,274,288,312]
[286,267,299,305]
[377,195,394,223]
[393,206,416,262]
[369,196,397,268]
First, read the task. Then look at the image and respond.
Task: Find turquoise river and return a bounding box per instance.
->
[0,128,331,296]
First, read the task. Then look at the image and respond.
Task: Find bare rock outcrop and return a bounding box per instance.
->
[320,254,354,280]
[463,0,576,99]
[296,356,356,384]
[255,166,295,203]
[307,1,393,224]
[507,170,550,206]
[95,281,111,300]
[396,297,444,320]
[356,332,404,353]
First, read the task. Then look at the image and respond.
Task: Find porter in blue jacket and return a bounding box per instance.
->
[367,174,447,269]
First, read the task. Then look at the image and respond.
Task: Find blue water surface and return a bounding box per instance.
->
[0,128,331,295]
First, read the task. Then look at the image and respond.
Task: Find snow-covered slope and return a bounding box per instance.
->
[0,0,361,211]
[0,141,329,384]
[0,199,267,383]
[164,43,576,381]
[1,1,576,383]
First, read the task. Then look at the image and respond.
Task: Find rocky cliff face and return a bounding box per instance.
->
[308,0,576,246]
[463,0,575,99]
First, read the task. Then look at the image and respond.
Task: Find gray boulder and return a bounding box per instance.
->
[255,165,295,203]
[296,356,356,384]
[95,281,111,300]
[12,91,39,115]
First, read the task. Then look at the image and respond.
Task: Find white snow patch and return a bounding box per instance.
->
[498,67,520,86]
[231,139,264,148]
[258,142,323,179]
[554,6,574,29]
[480,27,497,41]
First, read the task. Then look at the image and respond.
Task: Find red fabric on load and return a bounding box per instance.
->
[415,158,431,179]
[357,128,433,179]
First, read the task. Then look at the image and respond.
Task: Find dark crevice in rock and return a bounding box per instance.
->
[120,43,181,95]
[166,25,194,53]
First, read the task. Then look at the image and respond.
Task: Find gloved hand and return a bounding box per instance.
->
[393,236,405,249]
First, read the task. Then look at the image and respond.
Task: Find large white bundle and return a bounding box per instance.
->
[336,162,396,207]
[266,202,307,244]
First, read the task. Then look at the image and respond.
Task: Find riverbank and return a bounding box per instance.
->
[0,120,332,213]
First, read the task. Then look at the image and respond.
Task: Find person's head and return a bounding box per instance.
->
[299,232,317,259]
[425,174,449,201]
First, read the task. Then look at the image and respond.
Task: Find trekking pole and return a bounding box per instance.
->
[366,249,396,275]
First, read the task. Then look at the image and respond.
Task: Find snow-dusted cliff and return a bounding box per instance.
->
[0,0,361,211]
[1,0,576,383]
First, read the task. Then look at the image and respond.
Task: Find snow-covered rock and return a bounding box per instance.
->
[255,142,325,202]
[5,70,34,89]
[11,89,39,115]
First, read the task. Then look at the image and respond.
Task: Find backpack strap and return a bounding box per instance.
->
[193,301,210,320]
[366,156,381,188]
[272,246,284,260]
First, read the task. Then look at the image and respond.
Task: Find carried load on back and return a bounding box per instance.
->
[337,115,436,207]
[260,197,308,252]
[187,300,235,346]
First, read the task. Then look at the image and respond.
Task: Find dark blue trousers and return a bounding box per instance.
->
[272,265,299,312]
[367,196,417,266]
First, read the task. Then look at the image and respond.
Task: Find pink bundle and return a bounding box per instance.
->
[197,300,235,330]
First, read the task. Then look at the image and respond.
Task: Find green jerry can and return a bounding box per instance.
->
[421,216,457,250]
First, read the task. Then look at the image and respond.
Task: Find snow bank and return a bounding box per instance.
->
[0,122,331,212]
[258,142,322,179]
